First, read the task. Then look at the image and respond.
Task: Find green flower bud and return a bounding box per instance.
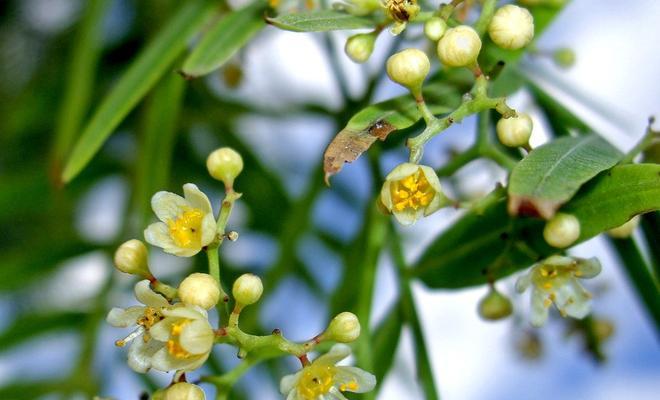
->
[206,147,243,188]
[496,113,533,147]
[386,48,430,93]
[488,5,535,50]
[607,215,640,239]
[178,273,221,310]
[325,312,361,342]
[543,213,580,248]
[553,48,576,68]
[424,17,448,42]
[437,25,482,67]
[232,273,263,306]
[114,239,151,278]
[164,382,205,400]
[345,33,376,64]
[478,288,513,321]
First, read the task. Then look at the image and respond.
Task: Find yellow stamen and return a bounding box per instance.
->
[297,365,336,399]
[168,208,204,249]
[340,381,359,392]
[167,320,192,359]
[390,169,435,213]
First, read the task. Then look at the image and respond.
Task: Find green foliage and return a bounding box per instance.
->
[266,10,376,32]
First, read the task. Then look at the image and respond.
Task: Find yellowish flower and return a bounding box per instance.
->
[380,163,446,226]
[144,184,217,257]
[149,305,215,372]
[515,255,601,327]
[280,344,376,400]
[106,280,170,373]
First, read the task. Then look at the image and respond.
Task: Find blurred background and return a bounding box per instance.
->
[0,0,659,399]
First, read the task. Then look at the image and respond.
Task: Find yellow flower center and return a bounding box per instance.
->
[531,265,571,292]
[167,320,192,359]
[390,169,435,212]
[137,307,162,330]
[168,208,204,249]
[297,365,337,399]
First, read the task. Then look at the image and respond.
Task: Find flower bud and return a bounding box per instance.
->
[232,273,263,306]
[424,17,447,42]
[478,288,513,321]
[345,33,376,64]
[437,25,482,67]
[496,113,533,147]
[607,215,640,239]
[553,48,576,69]
[488,5,534,50]
[164,382,205,400]
[325,312,361,342]
[206,147,243,188]
[386,48,430,92]
[114,239,151,278]
[543,213,580,248]
[178,273,220,310]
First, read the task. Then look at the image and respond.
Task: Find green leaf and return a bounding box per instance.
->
[372,303,403,384]
[61,0,216,183]
[181,2,265,78]
[0,312,87,352]
[52,0,111,170]
[413,164,660,289]
[132,71,185,230]
[266,10,375,32]
[323,83,460,183]
[508,135,622,219]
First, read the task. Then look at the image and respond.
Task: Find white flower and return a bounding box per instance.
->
[144,183,217,257]
[179,273,221,310]
[515,255,601,327]
[437,25,482,67]
[380,163,447,226]
[106,280,170,373]
[386,48,430,91]
[149,305,215,372]
[280,344,376,400]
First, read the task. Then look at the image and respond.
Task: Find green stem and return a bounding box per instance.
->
[390,229,440,400]
[207,245,230,324]
[482,146,518,170]
[474,0,497,36]
[619,122,659,164]
[608,237,660,332]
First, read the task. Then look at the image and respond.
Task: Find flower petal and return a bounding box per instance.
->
[183,183,213,215]
[150,347,179,372]
[134,280,169,308]
[530,288,549,327]
[385,163,420,182]
[179,319,214,355]
[280,371,301,395]
[200,213,217,247]
[419,165,443,194]
[575,257,601,279]
[424,191,447,217]
[563,279,591,319]
[106,306,144,327]
[151,191,189,222]
[127,337,163,373]
[380,181,394,211]
[515,271,532,293]
[150,318,176,342]
[162,305,207,320]
[335,366,376,393]
[144,222,176,250]
[393,208,419,226]
[315,343,351,366]
[327,387,349,400]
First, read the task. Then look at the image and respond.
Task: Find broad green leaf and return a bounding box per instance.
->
[413,164,660,289]
[508,135,622,219]
[563,164,660,239]
[61,0,216,183]
[0,312,87,352]
[133,72,185,230]
[323,83,461,183]
[52,0,110,171]
[181,1,266,78]
[372,304,403,385]
[266,10,375,32]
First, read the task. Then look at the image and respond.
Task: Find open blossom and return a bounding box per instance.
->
[144,183,217,257]
[106,280,170,373]
[280,344,376,400]
[515,255,601,327]
[380,163,447,226]
[149,305,215,372]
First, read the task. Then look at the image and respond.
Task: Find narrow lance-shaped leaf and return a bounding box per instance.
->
[266,10,375,32]
[181,1,266,78]
[413,164,660,289]
[61,0,216,183]
[508,135,622,219]
[323,83,460,184]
